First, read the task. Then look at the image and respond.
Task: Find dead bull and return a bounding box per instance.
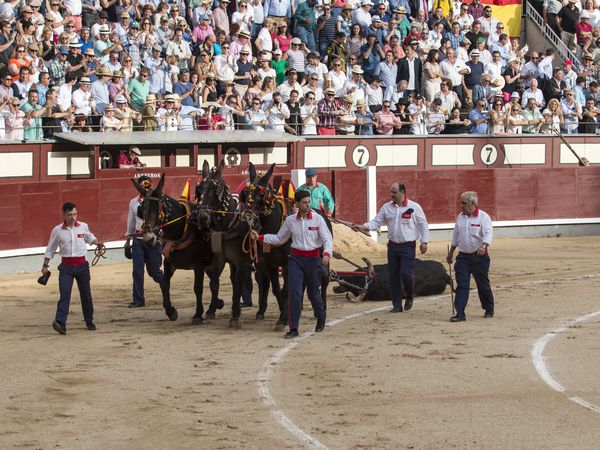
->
[333,259,451,301]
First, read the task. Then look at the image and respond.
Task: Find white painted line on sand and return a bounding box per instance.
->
[258,272,600,449]
[255,296,445,450]
[531,310,600,413]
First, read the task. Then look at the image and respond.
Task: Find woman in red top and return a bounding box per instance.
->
[7,45,31,81]
[273,22,292,55]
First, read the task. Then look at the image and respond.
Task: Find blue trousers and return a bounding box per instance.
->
[387,241,416,310]
[132,238,164,305]
[56,262,93,326]
[295,26,316,52]
[454,252,495,318]
[288,254,324,331]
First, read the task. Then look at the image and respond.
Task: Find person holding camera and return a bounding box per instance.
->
[265,91,290,131]
[469,99,490,134]
[42,202,104,335]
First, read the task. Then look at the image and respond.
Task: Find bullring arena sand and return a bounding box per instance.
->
[2,229,600,449]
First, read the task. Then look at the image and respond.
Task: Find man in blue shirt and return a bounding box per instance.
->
[469,100,489,134]
[173,69,197,107]
[293,0,317,52]
[361,34,385,83]
[356,99,375,135]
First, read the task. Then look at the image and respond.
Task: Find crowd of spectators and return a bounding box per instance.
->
[1,0,600,140]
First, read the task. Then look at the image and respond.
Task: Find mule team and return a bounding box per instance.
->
[42,161,495,336]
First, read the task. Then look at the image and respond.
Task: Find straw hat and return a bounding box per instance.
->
[96,66,112,76]
[351,65,364,74]
[490,75,506,90]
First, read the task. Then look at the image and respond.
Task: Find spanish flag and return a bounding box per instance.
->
[180,178,191,202]
[481,0,522,37]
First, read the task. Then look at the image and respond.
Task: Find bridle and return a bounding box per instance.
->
[243,183,276,217]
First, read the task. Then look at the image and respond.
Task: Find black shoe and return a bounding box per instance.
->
[284,329,299,339]
[450,315,466,322]
[240,302,253,308]
[128,302,145,308]
[332,286,345,294]
[86,322,96,331]
[389,307,403,313]
[315,319,325,332]
[484,311,494,318]
[404,298,413,311]
[52,320,66,335]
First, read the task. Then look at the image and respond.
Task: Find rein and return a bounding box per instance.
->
[91,244,107,266]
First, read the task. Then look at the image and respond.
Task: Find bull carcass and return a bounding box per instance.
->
[331,254,451,302]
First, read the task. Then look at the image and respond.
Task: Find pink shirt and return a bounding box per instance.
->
[192,24,215,44]
[576,22,592,45]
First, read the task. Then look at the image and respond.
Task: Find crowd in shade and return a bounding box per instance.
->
[1,0,600,139]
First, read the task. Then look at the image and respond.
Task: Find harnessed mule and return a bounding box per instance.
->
[134,174,225,324]
[194,160,258,328]
[242,162,333,325]
[240,163,289,328]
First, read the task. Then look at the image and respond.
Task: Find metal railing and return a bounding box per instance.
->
[526,2,583,72]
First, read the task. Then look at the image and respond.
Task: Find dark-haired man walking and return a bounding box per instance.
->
[43,202,104,335]
[251,190,333,338]
[355,182,429,312]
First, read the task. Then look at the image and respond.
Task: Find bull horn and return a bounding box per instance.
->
[345,290,367,303]
[362,257,375,279]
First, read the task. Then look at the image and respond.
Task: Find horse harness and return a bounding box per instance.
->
[142,194,193,259]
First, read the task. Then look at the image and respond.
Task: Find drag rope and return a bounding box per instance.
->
[91,243,107,266]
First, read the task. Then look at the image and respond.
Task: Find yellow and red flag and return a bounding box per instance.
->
[479,0,523,37]
[180,178,191,202]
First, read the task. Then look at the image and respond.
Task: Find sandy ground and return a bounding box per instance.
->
[1,236,600,449]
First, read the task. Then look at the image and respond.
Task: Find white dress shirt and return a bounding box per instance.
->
[450,208,493,253]
[364,199,430,244]
[44,221,97,259]
[260,210,333,256]
[72,88,96,115]
[56,84,73,112]
[126,196,144,237]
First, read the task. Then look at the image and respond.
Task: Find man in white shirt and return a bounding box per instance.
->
[42,202,104,334]
[446,191,494,322]
[256,18,274,53]
[251,189,332,338]
[352,0,373,31]
[127,176,164,308]
[485,51,503,78]
[57,73,77,112]
[71,76,96,115]
[520,79,545,109]
[520,51,541,88]
[266,92,290,130]
[355,182,429,312]
[440,47,470,99]
[278,68,303,102]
